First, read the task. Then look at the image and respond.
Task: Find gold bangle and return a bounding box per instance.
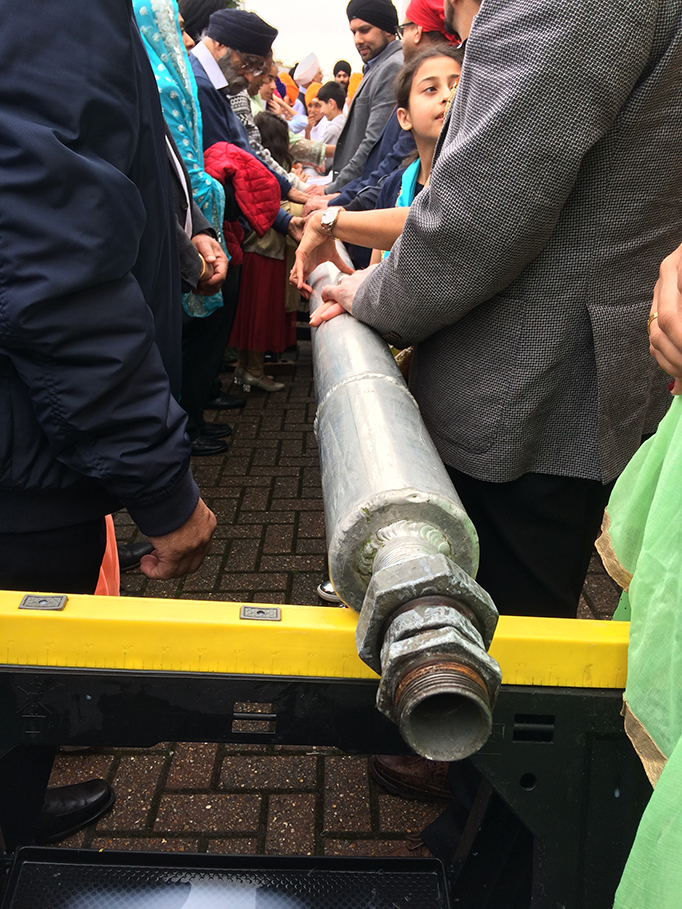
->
[197,253,207,281]
[647,311,658,336]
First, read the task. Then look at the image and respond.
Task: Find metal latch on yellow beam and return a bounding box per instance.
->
[19,595,68,611]
[240,605,281,622]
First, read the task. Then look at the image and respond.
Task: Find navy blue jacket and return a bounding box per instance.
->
[190,54,292,235]
[0,0,200,534]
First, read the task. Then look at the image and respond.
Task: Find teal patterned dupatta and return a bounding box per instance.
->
[133,0,227,316]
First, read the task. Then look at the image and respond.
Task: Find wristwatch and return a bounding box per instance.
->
[320,206,341,237]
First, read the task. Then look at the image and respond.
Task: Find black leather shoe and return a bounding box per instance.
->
[202,422,232,438]
[35,780,115,845]
[191,435,228,456]
[204,392,246,410]
[117,541,154,573]
[369,755,450,801]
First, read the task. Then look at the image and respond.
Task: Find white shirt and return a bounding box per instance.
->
[165,137,192,238]
[324,114,346,147]
[315,114,346,171]
[309,120,328,143]
[191,41,228,91]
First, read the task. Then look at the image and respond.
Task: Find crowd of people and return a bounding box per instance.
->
[1,0,681,896]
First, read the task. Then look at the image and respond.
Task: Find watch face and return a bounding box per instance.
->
[321,209,335,227]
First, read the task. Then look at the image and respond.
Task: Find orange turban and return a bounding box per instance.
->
[347,72,363,103]
[305,82,322,107]
[278,72,299,104]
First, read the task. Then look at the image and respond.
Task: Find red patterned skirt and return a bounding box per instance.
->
[229,252,296,353]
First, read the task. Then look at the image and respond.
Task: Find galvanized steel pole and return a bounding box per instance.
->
[308,254,501,761]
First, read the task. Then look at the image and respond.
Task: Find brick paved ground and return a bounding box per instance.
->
[51,340,621,855]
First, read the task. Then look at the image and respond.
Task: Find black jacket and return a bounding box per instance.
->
[0,0,200,534]
[165,127,215,293]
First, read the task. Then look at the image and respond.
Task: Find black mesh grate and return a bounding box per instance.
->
[5,861,448,909]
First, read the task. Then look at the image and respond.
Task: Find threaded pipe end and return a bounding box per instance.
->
[394,659,492,761]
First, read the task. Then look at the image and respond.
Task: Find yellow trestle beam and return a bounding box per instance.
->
[0,591,629,689]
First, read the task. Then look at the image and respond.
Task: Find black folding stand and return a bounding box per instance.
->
[0,666,649,908]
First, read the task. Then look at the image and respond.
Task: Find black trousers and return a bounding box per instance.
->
[415,469,614,896]
[180,264,241,438]
[445,467,614,619]
[0,516,106,852]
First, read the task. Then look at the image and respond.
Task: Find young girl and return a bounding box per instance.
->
[290,46,463,300]
[371,45,462,263]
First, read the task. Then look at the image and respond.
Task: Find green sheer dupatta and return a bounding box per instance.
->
[596,396,682,908]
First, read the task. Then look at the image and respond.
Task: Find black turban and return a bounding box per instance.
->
[333,60,352,76]
[207,9,278,57]
[178,0,227,43]
[346,0,398,33]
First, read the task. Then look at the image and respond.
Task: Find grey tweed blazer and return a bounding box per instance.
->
[326,40,404,193]
[353,0,682,484]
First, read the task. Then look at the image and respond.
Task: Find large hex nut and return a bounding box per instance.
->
[375,604,502,724]
[355,552,497,673]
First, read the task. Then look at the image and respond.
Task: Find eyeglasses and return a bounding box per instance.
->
[395,22,413,39]
[234,49,265,76]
